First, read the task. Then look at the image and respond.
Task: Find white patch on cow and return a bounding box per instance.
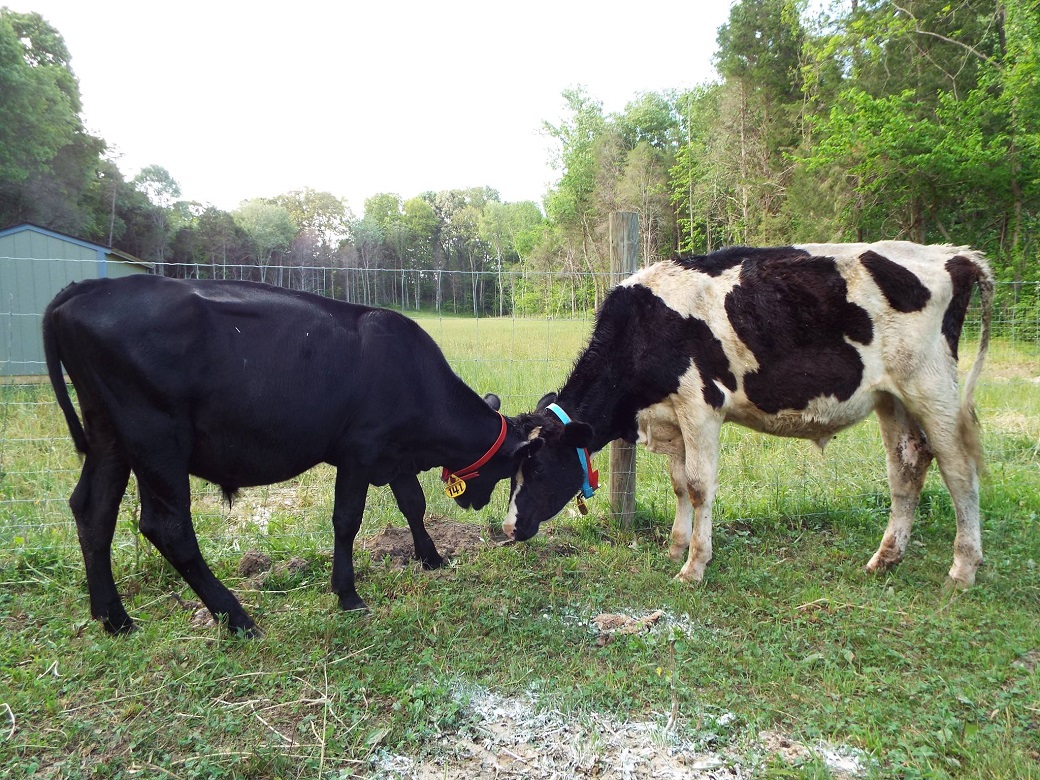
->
[502,468,524,539]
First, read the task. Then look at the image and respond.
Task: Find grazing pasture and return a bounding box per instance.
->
[1,309,1038,779]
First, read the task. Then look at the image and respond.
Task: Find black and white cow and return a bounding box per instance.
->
[504,242,993,587]
[44,275,529,635]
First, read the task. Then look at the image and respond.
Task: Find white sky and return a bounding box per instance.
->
[10,1,733,216]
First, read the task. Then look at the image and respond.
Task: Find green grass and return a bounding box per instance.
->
[1,319,1038,779]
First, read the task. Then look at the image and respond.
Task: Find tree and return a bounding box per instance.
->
[0,9,110,235]
[233,199,296,284]
[271,188,353,250]
[711,0,806,243]
[130,165,181,266]
[0,10,81,185]
[544,87,609,295]
[618,141,672,265]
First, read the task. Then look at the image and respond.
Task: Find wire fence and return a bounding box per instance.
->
[1,262,1037,569]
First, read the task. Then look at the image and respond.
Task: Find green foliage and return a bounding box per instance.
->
[0,10,80,184]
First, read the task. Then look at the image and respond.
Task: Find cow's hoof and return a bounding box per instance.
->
[943,574,974,591]
[864,552,902,575]
[231,624,264,640]
[100,615,136,635]
[674,568,706,585]
[339,595,369,613]
[419,553,445,570]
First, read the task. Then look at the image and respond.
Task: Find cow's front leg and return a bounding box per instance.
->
[389,475,443,569]
[666,452,693,562]
[331,469,370,612]
[675,417,722,584]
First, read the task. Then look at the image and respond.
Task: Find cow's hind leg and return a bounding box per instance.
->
[136,469,257,635]
[900,379,984,587]
[867,393,934,576]
[70,443,132,633]
[390,475,443,569]
[331,468,370,612]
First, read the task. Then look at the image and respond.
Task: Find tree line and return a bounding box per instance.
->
[2,1,1036,320]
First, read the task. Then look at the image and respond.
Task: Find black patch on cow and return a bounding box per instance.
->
[725,254,873,414]
[686,315,738,408]
[860,250,931,312]
[943,255,980,360]
[673,245,808,277]
[560,284,736,446]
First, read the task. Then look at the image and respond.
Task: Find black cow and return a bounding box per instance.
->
[44,275,531,635]
[503,242,993,587]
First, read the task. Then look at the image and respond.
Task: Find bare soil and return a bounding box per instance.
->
[360,515,495,568]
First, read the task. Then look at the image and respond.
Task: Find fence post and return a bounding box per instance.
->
[608,211,639,528]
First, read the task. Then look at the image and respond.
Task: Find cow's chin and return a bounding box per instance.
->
[510,523,540,542]
[453,490,492,511]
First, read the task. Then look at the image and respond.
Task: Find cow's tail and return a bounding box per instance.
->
[42,285,89,455]
[958,250,994,472]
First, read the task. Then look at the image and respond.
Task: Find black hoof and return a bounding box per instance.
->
[419,553,445,570]
[338,594,369,613]
[100,615,136,635]
[231,624,264,640]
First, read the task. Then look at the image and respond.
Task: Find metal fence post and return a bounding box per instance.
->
[608,211,639,528]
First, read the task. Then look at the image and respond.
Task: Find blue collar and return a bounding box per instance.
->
[545,403,599,499]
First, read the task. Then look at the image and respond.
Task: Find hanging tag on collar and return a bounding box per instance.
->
[576,495,589,515]
[444,474,467,499]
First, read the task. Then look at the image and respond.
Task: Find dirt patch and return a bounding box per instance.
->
[1013,649,1040,673]
[361,516,493,568]
[235,552,311,588]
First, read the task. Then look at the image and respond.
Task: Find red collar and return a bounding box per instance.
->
[441,413,508,484]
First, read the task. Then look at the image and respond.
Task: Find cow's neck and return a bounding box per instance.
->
[435,388,506,468]
[556,357,639,454]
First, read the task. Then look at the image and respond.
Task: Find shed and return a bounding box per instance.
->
[0,223,153,377]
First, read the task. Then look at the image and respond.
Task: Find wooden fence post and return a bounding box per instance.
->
[608,211,639,527]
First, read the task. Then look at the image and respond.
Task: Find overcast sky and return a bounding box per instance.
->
[11,1,733,216]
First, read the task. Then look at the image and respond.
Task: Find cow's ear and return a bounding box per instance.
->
[535,392,558,411]
[561,421,594,449]
[511,437,545,461]
[483,393,501,411]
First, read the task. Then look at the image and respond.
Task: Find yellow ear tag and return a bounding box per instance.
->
[444,474,467,499]
[576,495,589,515]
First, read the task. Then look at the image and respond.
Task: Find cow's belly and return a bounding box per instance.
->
[724,390,878,440]
[187,419,334,490]
[188,445,318,489]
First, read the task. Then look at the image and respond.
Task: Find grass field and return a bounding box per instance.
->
[1,315,1038,779]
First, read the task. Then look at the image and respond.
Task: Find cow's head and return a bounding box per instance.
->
[448,394,543,512]
[502,393,595,541]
